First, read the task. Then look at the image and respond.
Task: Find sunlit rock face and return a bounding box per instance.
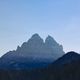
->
[1,33,65,62]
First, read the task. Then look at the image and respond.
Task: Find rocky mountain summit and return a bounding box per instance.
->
[0,33,65,69]
[2,33,64,60]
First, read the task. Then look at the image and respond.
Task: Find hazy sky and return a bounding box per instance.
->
[0,0,80,56]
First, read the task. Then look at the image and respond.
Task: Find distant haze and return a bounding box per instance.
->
[0,0,80,56]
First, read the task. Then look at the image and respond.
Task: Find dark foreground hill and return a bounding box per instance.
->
[0,51,80,80]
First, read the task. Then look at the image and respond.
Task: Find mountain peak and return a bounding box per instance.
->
[53,51,80,66]
[28,33,43,42]
[31,33,41,39]
[64,51,80,59]
[45,35,58,46]
[67,51,79,55]
[27,33,44,45]
[46,35,54,41]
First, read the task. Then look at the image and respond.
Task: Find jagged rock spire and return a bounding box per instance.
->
[27,33,44,45]
[45,35,58,46]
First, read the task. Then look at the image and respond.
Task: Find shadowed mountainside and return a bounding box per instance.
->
[0,52,80,80]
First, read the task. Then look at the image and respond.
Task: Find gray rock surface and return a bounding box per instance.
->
[1,33,65,62]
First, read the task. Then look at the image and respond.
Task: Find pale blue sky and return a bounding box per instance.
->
[0,0,80,56]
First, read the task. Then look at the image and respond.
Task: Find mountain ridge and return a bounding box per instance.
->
[1,33,65,59]
[0,33,65,69]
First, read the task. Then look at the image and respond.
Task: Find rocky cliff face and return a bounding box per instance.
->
[1,33,65,62]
